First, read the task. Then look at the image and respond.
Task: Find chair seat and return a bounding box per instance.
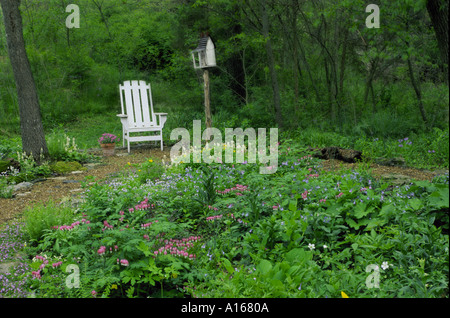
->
[126,125,163,132]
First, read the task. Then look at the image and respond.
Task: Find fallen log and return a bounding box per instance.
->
[312,146,362,163]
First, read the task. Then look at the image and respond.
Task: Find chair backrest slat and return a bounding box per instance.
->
[120,80,156,127]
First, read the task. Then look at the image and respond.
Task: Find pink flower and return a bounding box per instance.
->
[97,246,106,255]
[301,190,308,200]
[91,290,97,297]
[32,270,41,279]
[120,259,129,266]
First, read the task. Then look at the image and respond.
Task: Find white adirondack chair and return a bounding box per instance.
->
[117,80,168,152]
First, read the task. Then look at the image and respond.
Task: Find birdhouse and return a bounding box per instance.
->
[191,36,216,69]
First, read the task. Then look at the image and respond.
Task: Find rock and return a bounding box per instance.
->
[16,192,32,197]
[313,147,362,163]
[50,176,67,181]
[84,162,105,170]
[380,173,412,186]
[13,182,33,192]
[62,180,80,184]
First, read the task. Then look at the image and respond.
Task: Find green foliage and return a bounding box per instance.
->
[132,158,165,185]
[46,129,94,163]
[23,200,76,243]
[1,0,449,298]
[49,161,85,174]
[12,136,448,298]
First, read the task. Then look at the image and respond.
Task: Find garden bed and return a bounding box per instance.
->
[0,142,448,298]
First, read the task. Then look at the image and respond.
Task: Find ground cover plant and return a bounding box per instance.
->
[1,137,448,298]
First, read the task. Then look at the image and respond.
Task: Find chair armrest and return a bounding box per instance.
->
[155,113,168,127]
[117,114,129,128]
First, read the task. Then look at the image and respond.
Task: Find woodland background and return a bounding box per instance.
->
[0,0,448,141]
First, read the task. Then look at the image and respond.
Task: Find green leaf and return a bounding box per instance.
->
[428,188,449,209]
[221,258,234,274]
[354,203,370,219]
[346,217,360,230]
[379,203,395,217]
[288,200,297,211]
[285,248,311,265]
[408,198,424,211]
[258,260,273,275]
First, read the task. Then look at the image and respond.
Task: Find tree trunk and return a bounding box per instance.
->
[1,0,49,162]
[260,0,283,130]
[426,0,448,84]
[407,54,428,125]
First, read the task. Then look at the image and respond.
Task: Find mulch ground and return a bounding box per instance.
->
[0,146,447,225]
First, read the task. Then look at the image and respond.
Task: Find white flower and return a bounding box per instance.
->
[381,261,390,270]
[308,243,315,250]
[323,245,328,249]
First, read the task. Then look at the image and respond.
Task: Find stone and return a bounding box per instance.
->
[84,162,105,170]
[16,192,32,197]
[62,180,80,184]
[13,182,33,192]
[380,173,412,186]
[50,176,67,181]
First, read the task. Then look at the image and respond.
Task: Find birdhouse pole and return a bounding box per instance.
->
[203,68,212,129]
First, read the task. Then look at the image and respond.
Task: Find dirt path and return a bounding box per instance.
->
[0,146,172,225]
[0,147,447,225]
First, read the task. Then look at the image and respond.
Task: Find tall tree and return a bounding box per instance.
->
[426,0,448,83]
[1,0,48,161]
[259,0,284,129]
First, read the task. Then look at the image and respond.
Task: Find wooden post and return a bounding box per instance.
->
[203,69,212,130]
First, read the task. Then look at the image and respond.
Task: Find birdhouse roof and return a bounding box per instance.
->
[192,36,213,52]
